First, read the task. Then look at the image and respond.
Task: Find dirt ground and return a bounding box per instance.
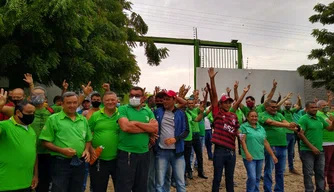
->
[86,145,308,192]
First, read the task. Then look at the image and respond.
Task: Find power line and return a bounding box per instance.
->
[132,1,315,29]
[135,10,312,38]
[142,17,314,42]
[243,43,310,53]
[133,6,313,35]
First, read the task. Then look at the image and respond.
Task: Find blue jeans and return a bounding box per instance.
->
[155,149,186,192]
[205,130,213,159]
[264,146,286,192]
[300,150,325,192]
[286,133,295,170]
[212,146,236,192]
[243,159,264,192]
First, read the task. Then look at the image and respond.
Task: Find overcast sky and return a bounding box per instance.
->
[129,0,332,94]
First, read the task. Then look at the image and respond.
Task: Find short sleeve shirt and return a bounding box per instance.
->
[39,110,93,158]
[259,111,287,146]
[118,105,155,154]
[0,117,37,191]
[88,108,120,161]
[240,122,267,160]
[299,114,329,151]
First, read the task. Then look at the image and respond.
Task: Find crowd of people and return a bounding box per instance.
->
[0,68,333,192]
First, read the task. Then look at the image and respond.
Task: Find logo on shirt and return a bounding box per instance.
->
[223,124,235,133]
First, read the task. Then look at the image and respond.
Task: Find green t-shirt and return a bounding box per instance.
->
[118,105,155,153]
[186,108,200,133]
[259,111,287,146]
[0,117,37,191]
[240,104,264,117]
[199,119,205,136]
[229,107,244,125]
[184,111,193,141]
[39,110,93,158]
[89,108,120,161]
[299,114,329,151]
[280,108,297,133]
[240,122,267,160]
[316,111,334,143]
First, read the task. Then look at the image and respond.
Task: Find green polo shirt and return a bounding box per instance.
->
[39,110,93,158]
[89,108,120,160]
[184,111,193,141]
[280,108,297,133]
[240,122,267,160]
[316,111,334,143]
[241,104,265,117]
[299,114,329,151]
[118,105,155,154]
[259,111,287,146]
[186,108,200,133]
[0,117,37,191]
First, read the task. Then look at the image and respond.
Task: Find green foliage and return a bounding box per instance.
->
[298,2,334,91]
[0,0,169,93]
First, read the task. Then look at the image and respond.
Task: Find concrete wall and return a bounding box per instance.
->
[196,68,305,105]
[304,79,328,103]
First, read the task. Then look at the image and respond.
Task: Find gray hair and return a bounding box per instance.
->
[316,100,327,108]
[32,86,47,96]
[62,92,78,101]
[103,91,117,98]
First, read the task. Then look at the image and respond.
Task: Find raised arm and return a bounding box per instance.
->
[208,68,218,107]
[261,90,266,104]
[233,81,239,101]
[62,80,69,96]
[295,94,302,110]
[231,85,250,111]
[277,92,293,107]
[23,73,34,93]
[265,79,278,103]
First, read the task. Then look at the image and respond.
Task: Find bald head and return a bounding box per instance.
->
[317,100,328,111]
[12,88,25,101]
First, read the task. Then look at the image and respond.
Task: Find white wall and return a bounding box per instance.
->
[196,68,305,106]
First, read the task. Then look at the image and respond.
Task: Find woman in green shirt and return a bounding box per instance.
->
[240,111,278,192]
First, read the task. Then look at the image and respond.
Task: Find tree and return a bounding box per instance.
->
[298,2,334,91]
[0,0,169,94]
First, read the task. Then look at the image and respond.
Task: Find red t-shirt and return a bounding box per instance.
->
[0,102,14,121]
[212,106,240,150]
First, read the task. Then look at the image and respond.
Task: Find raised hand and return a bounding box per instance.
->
[262,90,267,95]
[208,68,218,79]
[155,86,161,94]
[23,73,33,85]
[244,84,251,92]
[297,93,302,100]
[0,88,8,106]
[82,81,93,96]
[62,80,69,90]
[102,83,110,92]
[234,81,239,89]
[273,79,278,87]
[226,87,231,94]
[286,92,293,100]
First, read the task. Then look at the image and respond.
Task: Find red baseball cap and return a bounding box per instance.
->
[220,95,233,102]
[162,90,177,98]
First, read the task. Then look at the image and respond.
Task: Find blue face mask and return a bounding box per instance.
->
[116,103,120,107]
[31,94,45,106]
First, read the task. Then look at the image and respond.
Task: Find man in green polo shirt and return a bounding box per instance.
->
[259,100,297,192]
[39,92,93,192]
[88,91,120,191]
[116,86,158,192]
[0,96,38,192]
[298,101,334,192]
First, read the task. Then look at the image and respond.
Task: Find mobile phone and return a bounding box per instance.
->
[297,125,301,132]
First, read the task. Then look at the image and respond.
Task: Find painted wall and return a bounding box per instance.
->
[196,68,306,106]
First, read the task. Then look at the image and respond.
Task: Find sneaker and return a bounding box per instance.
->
[289,169,300,175]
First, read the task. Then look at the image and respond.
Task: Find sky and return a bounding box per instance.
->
[129,0,333,94]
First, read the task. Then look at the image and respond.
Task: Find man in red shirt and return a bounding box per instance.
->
[208,68,250,192]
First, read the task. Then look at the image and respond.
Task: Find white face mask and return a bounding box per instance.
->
[129,97,141,107]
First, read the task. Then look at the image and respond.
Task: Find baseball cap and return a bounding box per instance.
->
[162,90,177,98]
[220,95,233,102]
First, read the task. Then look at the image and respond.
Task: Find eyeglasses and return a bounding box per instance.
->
[270,106,278,109]
[129,94,142,98]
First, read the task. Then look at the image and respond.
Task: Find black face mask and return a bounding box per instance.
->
[156,103,164,108]
[19,113,35,125]
[91,101,101,108]
[12,99,23,106]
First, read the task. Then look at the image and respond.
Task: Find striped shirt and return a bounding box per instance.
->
[212,106,240,150]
